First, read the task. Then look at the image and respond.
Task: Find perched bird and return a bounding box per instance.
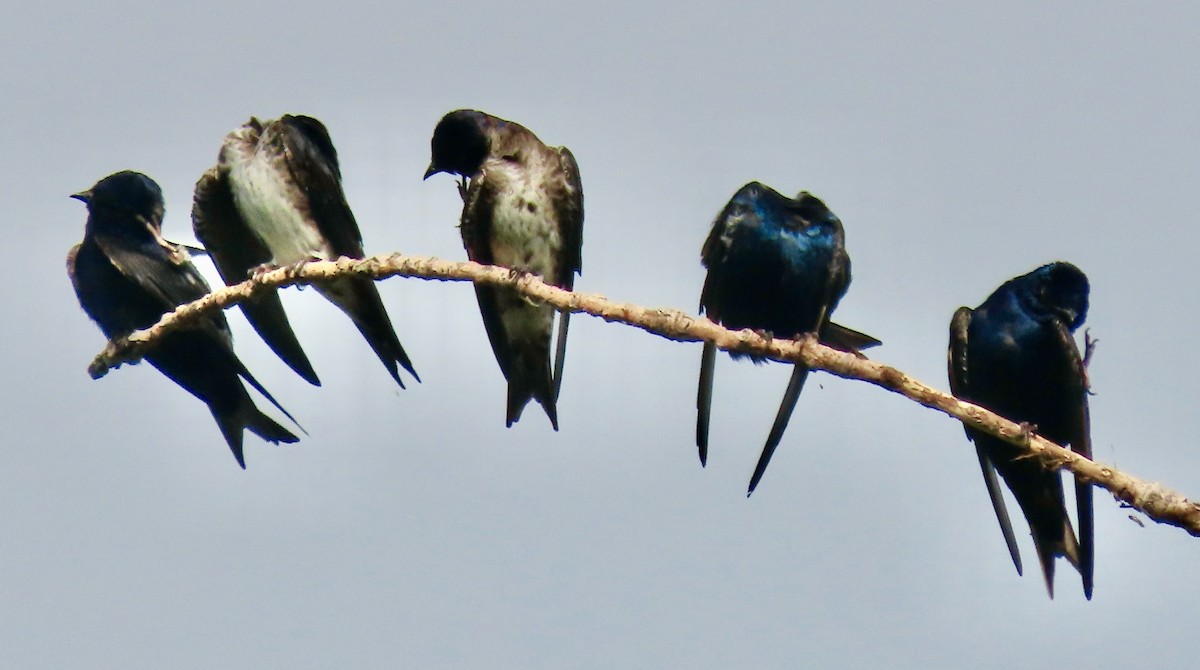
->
[193,114,417,387]
[68,170,300,467]
[424,110,583,429]
[948,262,1094,599]
[696,182,877,495]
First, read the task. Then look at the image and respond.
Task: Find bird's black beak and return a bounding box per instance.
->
[423,164,440,180]
[70,190,92,203]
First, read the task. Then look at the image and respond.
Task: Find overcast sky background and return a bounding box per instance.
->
[2,2,1198,668]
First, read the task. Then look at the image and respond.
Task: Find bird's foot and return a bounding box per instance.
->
[249,262,280,280]
[457,177,469,202]
[1015,421,1040,452]
[1082,329,1099,394]
[286,259,311,277]
[1083,329,1098,367]
[508,268,547,307]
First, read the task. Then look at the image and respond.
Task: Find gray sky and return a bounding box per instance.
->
[3,1,1199,667]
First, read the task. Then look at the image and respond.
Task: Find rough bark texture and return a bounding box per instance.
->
[87,253,1200,536]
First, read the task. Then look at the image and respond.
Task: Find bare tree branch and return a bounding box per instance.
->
[86,253,1200,536]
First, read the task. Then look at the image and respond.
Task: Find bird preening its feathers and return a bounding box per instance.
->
[193,114,418,389]
[695,182,879,495]
[67,111,1099,601]
[425,109,584,431]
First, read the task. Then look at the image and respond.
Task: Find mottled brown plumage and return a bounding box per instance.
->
[426,110,583,429]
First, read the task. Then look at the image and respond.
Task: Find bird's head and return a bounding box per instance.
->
[72,170,165,235]
[1028,261,1090,329]
[787,191,843,239]
[720,183,843,242]
[424,109,490,179]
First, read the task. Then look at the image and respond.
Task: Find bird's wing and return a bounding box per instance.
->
[94,233,208,309]
[192,166,320,385]
[1054,319,1094,599]
[461,171,512,371]
[553,146,584,287]
[550,146,585,398]
[695,341,717,466]
[460,167,495,265]
[93,231,234,348]
[698,209,737,314]
[65,244,81,294]
[278,114,366,258]
[747,362,811,496]
[820,322,883,352]
[949,306,1023,576]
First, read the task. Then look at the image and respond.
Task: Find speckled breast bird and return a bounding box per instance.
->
[424,109,583,430]
[193,114,417,388]
[949,261,1094,599]
[69,170,300,468]
[697,182,878,495]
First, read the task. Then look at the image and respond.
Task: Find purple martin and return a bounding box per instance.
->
[424,110,583,430]
[949,262,1094,599]
[193,114,417,387]
[68,171,300,468]
[696,183,878,495]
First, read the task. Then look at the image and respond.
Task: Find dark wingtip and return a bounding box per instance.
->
[229,440,247,469]
[423,164,439,180]
[389,367,408,389]
[402,360,421,384]
[289,358,321,386]
[1038,550,1056,600]
[543,401,560,431]
[696,342,716,469]
[746,474,764,497]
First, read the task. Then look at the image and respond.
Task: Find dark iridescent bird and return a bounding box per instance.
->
[948,262,1094,599]
[68,170,300,468]
[424,110,583,430]
[192,114,417,388]
[696,182,878,495]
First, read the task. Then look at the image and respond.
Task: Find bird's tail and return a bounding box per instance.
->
[820,321,882,352]
[747,363,810,495]
[696,341,717,466]
[1030,514,1081,600]
[316,277,419,387]
[505,343,558,431]
[213,402,299,469]
[239,293,321,386]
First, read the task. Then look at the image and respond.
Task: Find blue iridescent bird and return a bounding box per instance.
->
[424,110,583,430]
[696,182,878,495]
[948,262,1094,599]
[68,171,300,468]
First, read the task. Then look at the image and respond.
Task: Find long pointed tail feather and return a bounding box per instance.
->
[976,446,1023,577]
[747,363,809,496]
[316,277,418,387]
[696,342,717,467]
[552,309,571,401]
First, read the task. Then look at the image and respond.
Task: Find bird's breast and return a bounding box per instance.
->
[225,148,332,265]
[487,172,562,279]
